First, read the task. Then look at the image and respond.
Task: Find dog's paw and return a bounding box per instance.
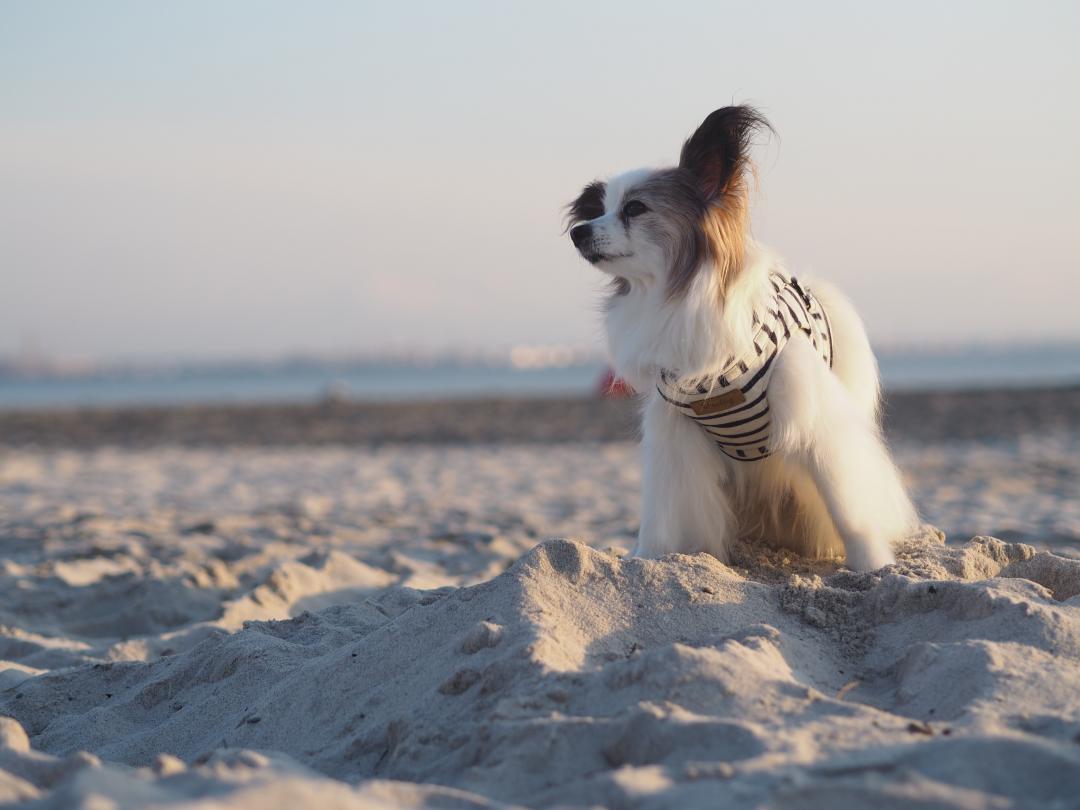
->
[629,539,664,559]
[844,544,895,573]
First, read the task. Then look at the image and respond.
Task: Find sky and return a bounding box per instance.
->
[1,0,1078,361]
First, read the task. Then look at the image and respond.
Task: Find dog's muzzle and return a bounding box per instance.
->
[570,223,605,263]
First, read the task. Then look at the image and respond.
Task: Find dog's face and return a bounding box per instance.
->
[568,168,708,293]
[567,106,772,298]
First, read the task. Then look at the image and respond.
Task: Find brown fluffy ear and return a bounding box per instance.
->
[679,106,773,201]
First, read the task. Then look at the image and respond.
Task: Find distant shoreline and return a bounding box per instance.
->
[0,384,1076,448]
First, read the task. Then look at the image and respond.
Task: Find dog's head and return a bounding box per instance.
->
[566,105,772,299]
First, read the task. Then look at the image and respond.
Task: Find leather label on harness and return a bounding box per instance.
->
[688,389,746,415]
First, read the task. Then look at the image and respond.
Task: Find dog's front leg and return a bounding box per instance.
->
[634,392,735,560]
[771,339,917,572]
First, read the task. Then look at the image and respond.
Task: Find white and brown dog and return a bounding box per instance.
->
[568,105,916,572]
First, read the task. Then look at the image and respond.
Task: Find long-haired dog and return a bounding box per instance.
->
[567,105,917,572]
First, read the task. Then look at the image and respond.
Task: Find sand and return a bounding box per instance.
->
[1,394,1079,808]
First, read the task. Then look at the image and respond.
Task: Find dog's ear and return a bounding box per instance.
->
[679,106,772,201]
[564,181,606,230]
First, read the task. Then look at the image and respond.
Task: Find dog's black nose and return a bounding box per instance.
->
[570,223,592,248]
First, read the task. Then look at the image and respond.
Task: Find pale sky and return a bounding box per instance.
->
[2,0,1078,361]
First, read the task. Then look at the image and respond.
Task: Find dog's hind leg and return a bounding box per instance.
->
[759,461,846,560]
[634,391,736,561]
[770,337,917,572]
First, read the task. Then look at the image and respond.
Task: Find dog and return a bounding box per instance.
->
[567,105,917,572]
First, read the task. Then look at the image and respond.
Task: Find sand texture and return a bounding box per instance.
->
[1,394,1079,808]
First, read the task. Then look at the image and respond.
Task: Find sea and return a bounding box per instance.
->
[0,344,1077,410]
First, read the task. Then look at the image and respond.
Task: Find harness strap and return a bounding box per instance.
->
[656,272,833,461]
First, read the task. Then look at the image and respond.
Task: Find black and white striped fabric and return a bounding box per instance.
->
[657,272,833,462]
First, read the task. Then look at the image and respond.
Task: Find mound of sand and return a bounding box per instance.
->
[3,529,1080,808]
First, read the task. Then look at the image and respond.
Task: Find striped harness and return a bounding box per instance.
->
[656,272,834,462]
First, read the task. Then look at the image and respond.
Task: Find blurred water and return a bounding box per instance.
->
[877,344,1080,392]
[0,344,1076,409]
[0,363,603,409]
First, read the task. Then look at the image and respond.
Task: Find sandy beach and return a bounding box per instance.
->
[1,387,1079,808]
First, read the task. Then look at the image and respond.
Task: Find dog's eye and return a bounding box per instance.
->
[622,200,648,219]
